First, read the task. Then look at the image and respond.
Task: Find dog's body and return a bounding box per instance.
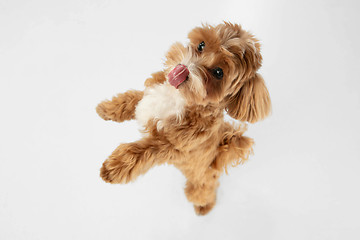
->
[96,23,271,215]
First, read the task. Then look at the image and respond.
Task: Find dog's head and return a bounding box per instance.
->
[165,22,271,123]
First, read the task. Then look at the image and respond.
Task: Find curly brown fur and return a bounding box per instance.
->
[144,71,166,87]
[96,90,144,122]
[96,22,271,215]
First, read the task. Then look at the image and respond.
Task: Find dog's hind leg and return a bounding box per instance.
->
[184,168,221,215]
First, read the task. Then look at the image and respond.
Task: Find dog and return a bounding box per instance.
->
[96,22,271,215]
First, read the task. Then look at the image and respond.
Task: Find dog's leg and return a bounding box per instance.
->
[184,169,221,215]
[144,71,166,87]
[211,123,254,172]
[96,90,144,122]
[100,137,173,184]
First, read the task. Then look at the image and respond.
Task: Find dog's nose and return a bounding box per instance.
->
[168,64,189,89]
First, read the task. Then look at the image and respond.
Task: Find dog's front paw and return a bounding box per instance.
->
[96,102,112,121]
[100,161,115,183]
[100,149,138,184]
[100,159,129,184]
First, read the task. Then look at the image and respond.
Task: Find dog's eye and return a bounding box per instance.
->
[197,41,205,52]
[212,67,223,79]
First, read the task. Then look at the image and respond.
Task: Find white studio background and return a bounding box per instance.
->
[1,0,360,239]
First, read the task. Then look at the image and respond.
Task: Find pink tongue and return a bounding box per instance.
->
[168,64,189,88]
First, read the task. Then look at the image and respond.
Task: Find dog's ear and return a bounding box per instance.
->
[218,23,262,76]
[225,73,271,123]
[240,37,262,75]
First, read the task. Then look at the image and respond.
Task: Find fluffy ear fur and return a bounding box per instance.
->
[217,22,262,77]
[225,73,271,123]
[237,36,262,76]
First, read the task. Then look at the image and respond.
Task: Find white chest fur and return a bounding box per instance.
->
[135,83,186,128]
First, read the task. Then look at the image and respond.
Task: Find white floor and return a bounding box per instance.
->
[1,0,360,239]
